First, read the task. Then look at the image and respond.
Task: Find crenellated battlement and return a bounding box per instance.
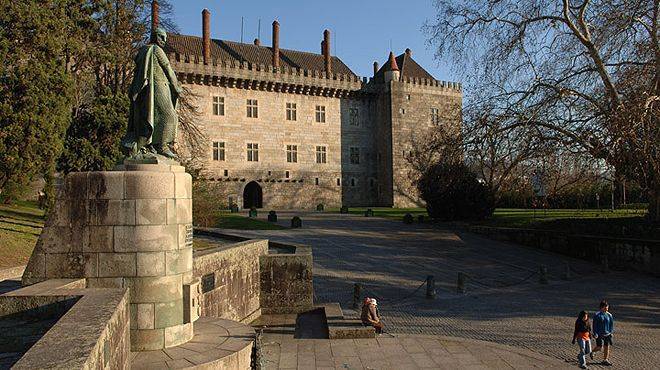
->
[171,54,462,96]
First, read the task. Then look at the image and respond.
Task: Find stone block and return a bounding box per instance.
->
[167,199,177,225]
[164,323,193,348]
[183,279,201,323]
[125,275,183,303]
[98,253,136,277]
[136,252,165,277]
[114,225,178,252]
[39,226,86,253]
[89,199,135,226]
[65,172,88,200]
[125,171,175,199]
[87,277,124,289]
[176,198,193,224]
[88,171,124,199]
[174,172,192,199]
[130,304,138,330]
[177,224,192,249]
[45,253,97,278]
[21,252,46,284]
[49,201,70,227]
[137,303,155,329]
[154,299,183,328]
[131,328,164,351]
[85,226,114,253]
[166,248,192,275]
[136,199,167,225]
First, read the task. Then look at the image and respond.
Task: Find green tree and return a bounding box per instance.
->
[0,1,74,203]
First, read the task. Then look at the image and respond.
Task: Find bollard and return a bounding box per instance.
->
[457,272,466,294]
[403,213,414,224]
[352,283,361,309]
[267,210,277,222]
[539,265,548,284]
[426,275,436,299]
[291,216,302,228]
[563,264,571,281]
[601,255,609,273]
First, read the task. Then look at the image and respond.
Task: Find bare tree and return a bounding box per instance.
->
[426,0,660,223]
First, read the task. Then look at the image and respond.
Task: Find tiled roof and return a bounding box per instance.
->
[374,51,436,81]
[165,34,356,77]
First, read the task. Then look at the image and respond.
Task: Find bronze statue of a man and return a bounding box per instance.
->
[122,27,181,159]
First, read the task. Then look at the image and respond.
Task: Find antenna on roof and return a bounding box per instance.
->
[258,19,261,40]
[241,16,244,43]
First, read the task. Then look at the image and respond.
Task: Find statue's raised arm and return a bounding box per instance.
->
[121,27,180,160]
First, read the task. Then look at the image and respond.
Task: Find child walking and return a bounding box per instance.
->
[572,310,592,369]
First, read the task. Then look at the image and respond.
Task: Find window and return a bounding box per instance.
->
[349,108,359,126]
[369,178,375,188]
[431,108,440,125]
[315,105,326,123]
[212,96,225,116]
[336,178,341,186]
[247,143,259,162]
[286,103,297,121]
[349,147,360,165]
[224,169,229,176]
[212,141,225,161]
[406,94,411,101]
[286,145,298,163]
[399,108,406,115]
[350,178,356,187]
[315,146,327,164]
[285,171,290,179]
[315,178,319,185]
[247,99,258,118]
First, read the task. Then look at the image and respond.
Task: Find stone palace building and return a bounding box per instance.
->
[164,7,462,209]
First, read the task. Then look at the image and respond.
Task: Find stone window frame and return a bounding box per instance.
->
[212,141,226,161]
[212,96,225,116]
[247,99,259,118]
[399,108,406,115]
[349,147,360,165]
[315,145,327,164]
[286,144,298,163]
[431,107,440,125]
[286,102,297,121]
[247,142,259,162]
[315,105,326,123]
[349,107,359,126]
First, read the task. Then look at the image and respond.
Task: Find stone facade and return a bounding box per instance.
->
[168,13,462,209]
[21,163,199,351]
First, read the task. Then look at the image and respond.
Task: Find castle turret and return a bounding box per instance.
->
[384,51,400,82]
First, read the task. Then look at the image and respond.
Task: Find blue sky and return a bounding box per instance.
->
[168,0,457,82]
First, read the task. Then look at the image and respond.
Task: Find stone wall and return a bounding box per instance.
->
[468,226,660,276]
[259,243,314,314]
[2,279,130,370]
[193,239,268,322]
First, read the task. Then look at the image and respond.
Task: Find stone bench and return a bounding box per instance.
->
[319,303,375,339]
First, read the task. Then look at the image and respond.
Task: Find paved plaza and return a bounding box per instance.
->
[228,212,660,369]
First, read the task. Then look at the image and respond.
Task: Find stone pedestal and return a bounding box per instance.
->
[22,162,199,351]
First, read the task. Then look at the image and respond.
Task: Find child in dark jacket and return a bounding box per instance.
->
[572,310,592,369]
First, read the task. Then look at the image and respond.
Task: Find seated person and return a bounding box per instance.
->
[361,297,384,334]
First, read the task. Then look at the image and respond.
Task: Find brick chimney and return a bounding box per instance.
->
[202,9,211,64]
[272,21,280,69]
[373,61,379,76]
[323,29,332,74]
[254,38,261,46]
[151,0,159,34]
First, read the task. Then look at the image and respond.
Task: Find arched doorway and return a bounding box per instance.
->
[243,181,263,209]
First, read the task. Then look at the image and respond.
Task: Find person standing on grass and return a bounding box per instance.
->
[572,310,593,369]
[591,300,614,366]
[361,297,384,334]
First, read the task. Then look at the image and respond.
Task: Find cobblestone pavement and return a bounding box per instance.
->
[226,212,660,369]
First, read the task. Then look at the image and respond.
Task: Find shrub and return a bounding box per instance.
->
[192,181,227,227]
[316,203,324,211]
[418,162,495,221]
[403,213,414,224]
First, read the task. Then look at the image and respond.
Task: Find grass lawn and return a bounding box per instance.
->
[0,200,44,269]
[213,211,285,230]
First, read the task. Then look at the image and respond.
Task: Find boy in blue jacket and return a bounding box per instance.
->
[591,300,614,366]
